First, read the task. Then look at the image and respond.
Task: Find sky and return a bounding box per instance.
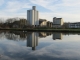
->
[0,0,80,22]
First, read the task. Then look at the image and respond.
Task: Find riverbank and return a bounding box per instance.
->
[0,28,80,32]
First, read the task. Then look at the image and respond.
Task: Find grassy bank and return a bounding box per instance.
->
[0,28,80,32]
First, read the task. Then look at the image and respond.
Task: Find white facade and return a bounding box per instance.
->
[27,6,39,26]
[53,17,63,25]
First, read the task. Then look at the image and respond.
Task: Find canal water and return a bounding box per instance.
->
[0,31,80,60]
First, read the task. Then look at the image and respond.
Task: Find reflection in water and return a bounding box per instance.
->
[39,32,52,38]
[0,31,63,41]
[39,32,47,38]
[0,31,80,60]
[53,33,63,40]
[27,32,38,50]
[0,31,64,51]
[0,31,79,51]
[5,31,27,41]
[0,31,80,41]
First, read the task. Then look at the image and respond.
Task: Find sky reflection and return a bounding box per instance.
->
[0,32,80,60]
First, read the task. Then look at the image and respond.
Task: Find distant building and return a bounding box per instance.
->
[27,6,39,27]
[39,19,53,27]
[39,19,47,27]
[12,18,27,28]
[47,21,53,27]
[19,19,27,28]
[62,22,69,28]
[53,17,64,28]
[69,22,80,28]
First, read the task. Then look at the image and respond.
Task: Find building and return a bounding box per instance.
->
[68,22,80,28]
[62,22,69,28]
[19,18,27,28]
[12,18,27,28]
[27,32,38,50]
[47,21,53,27]
[53,17,64,28]
[39,19,47,27]
[39,19,53,27]
[27,6,39,27]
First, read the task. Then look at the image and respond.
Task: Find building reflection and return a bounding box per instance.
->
[39,32,47,38]
[39,32,52,38]
[52,33,63,40]
[1,31,64,50]
[27,32,38,50]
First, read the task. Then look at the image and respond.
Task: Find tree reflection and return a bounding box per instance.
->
[0,31,80,50]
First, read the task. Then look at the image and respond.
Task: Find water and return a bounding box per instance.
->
[0,31,80,60]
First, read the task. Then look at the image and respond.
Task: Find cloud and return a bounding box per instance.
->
[0,12,27,21]
[0,0,4,6]
[28,43,80,60]
[5,1,31,12]
[30,0,80,22]
[0,0,31,21]
[0,0,80,22]
[0,41,31,60]
[30,0,80,10]
[39,12,80,22]
[62,0,80,6]
[29,0,57,11]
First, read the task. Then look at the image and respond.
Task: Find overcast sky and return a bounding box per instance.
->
[0,0,80,22]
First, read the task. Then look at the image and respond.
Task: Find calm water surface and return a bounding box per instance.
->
[0,31,80,60]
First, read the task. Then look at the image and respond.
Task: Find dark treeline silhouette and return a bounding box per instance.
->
[0,18,34,29]
[0,18,54,29]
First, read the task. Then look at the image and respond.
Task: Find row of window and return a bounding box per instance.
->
[69,24,80,25]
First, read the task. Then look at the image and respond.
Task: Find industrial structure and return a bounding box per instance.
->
[27,6,39,27]
[27,6,64,28]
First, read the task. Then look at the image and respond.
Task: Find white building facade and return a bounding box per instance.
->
[27,6,39,26]
[53,17,64,28]
[53,17,63,25]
